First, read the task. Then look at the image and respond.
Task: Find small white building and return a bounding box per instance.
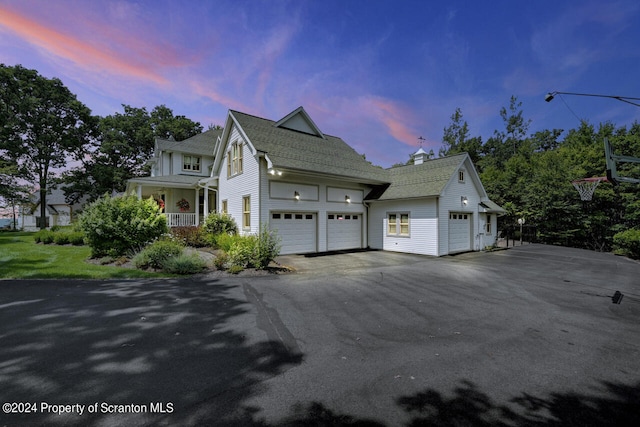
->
[20,186,86,231]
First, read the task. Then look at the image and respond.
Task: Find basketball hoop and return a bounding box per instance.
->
[571,177,607,201]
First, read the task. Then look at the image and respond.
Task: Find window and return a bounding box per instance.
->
[183,155,201,171]
[295,214,303,219]
[388,213,409,236]
[272,213,281,219]
[227,142,243,177]
[242,196,250,229]
[400,214,409,235]
[486,214,492,233]
[284,213,292,219]
[221,200,228,214]
[458,170,465,182]
[305,214,313,220]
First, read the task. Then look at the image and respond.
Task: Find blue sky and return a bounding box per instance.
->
[1,0,639,167]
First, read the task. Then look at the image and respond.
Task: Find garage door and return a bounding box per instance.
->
[327,213,362,251]
[449,212,471,253]
[270,212,316,254]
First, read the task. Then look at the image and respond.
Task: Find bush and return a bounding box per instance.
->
[225,226,281,269]
[133,238,184,270]
[67,231,86,246]
[53,232,70,245]
[34,230,55,244]
[228,235,257,268]
[203,213,237,236]
[214,232,241,252]
[213,252,229,270]
[613,228,640,259]
[78,194,167,257]
[170,226,211,247]
[253,225,281,269]
[162,253,207,274]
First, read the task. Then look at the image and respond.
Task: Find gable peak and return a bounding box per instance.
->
[274,106,325,139]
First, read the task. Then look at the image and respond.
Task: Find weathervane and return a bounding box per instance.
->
[418,136,425,148]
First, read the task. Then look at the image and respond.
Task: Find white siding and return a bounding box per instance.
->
[368,199,439,256]
[438,158,483,255]
[218,124,260,235]
[260,171,369,252]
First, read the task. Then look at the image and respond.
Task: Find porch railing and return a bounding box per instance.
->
[165,213,197,227]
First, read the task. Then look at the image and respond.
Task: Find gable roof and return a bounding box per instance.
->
[156,128,222,157]
[274,106,325,138]
[368,153,469,201]
[228,109,387,183]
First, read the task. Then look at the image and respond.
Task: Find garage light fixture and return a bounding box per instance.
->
[461,196,468,206]
[268,168,283,176]
[294,191,300,200]
[345,195,351,203]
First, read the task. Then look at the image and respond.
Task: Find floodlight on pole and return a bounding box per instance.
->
[545,91,640,107]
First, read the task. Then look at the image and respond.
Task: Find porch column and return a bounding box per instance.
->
[136,184,142,199]
[203,186,209,219]
[195,187,200,226]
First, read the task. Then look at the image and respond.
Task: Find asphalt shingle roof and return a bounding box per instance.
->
[156,128,222,156]
[372,154,467,201]
[230,111,388,183]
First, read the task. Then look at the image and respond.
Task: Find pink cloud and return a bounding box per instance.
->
[366,96,426,147]
[0,5,169,86]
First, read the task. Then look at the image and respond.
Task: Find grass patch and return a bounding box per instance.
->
[0,232,169,279]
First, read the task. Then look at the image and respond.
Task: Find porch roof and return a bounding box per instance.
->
[127,174,201,189]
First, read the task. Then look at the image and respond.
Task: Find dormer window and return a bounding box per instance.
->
[183,156,201,172]
[227,141,243,177]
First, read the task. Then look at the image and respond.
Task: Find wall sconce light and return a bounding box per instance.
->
[461,196,468,206]
[268,169,283,176]
[345,195,351,203]
[294,191,300,200]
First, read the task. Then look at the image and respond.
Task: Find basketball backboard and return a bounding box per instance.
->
[604,138,640,185]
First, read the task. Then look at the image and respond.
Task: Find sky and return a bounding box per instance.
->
[1,0,640,168]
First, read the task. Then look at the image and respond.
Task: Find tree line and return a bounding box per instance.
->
[0,64,203,228]
[439,96,640,252]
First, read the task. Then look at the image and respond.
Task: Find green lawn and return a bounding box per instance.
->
[0,232,168,279]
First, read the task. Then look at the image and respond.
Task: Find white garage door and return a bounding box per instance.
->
[327,213,362,251]
[449,212,471,253]
[270,212,316,254]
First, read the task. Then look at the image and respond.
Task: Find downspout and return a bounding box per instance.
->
[363,201,370,249]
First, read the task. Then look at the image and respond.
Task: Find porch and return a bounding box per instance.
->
[165,212,200,227]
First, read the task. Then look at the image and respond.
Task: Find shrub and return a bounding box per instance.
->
[228,235,257,268]
[203,213,237,236]
[212,232,240,251]
[162,253,207,274]
[53,232,70,245]
[223,226,281,269]
[67,231,86,246]
[78,194,167,257]
[613,228,640,259]
[170,226,210,247]
[213,252,229,270]
[133,238,184,270]
[252,225,281,269]
[34,229,55,244]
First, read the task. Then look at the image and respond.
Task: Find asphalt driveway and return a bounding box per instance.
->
[1,244,639,426]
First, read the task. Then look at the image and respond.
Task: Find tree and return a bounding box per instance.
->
[62,104,203,202]
[0,64,97,229]
[439,108,482,163]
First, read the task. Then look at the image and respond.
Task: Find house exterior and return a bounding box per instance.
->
[128,106,504,256]
[125,129,222,227]
[209,107,504,255]
[20,185,87,231]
